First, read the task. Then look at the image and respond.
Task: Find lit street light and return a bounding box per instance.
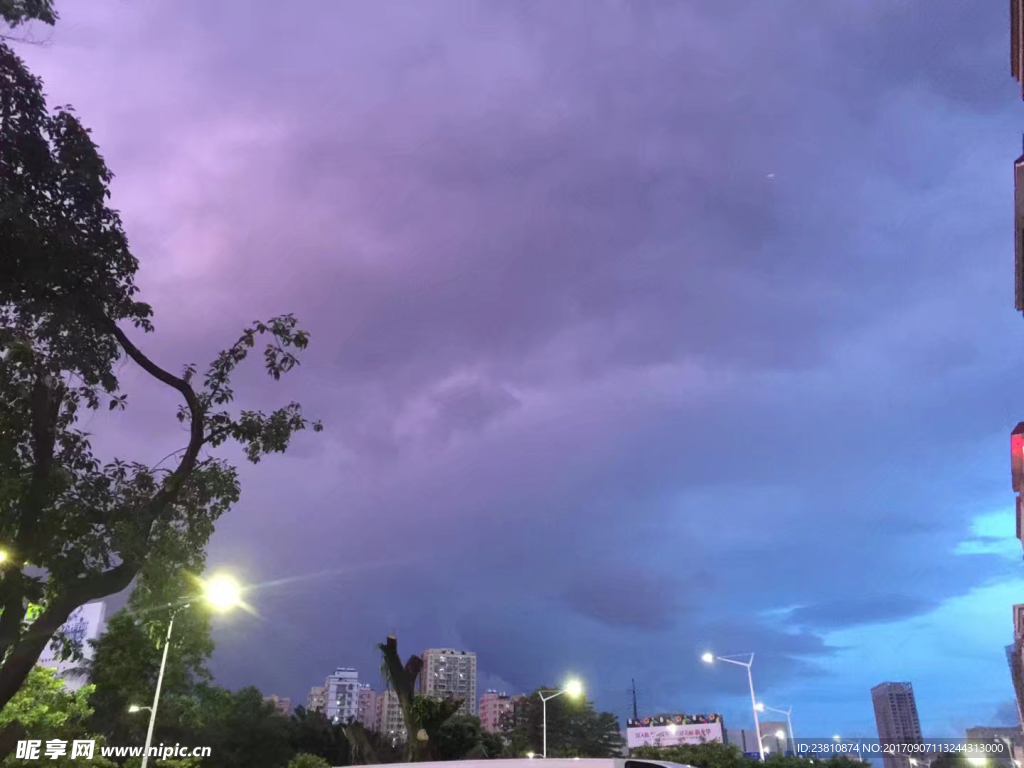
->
[702,652,764,761]
[757,702,796,756]
[538,680,584,758]
[833,735,862,762]
[139,574,242,768]
[128,704,152,713]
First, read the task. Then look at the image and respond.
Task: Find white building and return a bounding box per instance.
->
[419,648,477,715]
[325,668,360,723]
[375,689,407,743]
[307,685,326,713]
[37,602,106,691]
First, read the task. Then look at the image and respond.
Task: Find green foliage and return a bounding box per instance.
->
[503,688,625,758]
[193,686,294,768]
[633,744,870,768]
[434,715,486,761]
[86,574,214,748]
[0,667,116,768]
[0,39,320,740]
[289,707,350,766]
[288,754,332,768]
[0,667,92,734]
[0,0,56,27]
[480,730,505,759]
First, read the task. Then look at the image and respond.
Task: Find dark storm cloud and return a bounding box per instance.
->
[16,0,1024,734]
[788,596,940,631]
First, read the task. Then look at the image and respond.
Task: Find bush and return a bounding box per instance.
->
[288,753,332,768]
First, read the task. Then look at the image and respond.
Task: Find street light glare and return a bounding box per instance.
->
[775,730,786,740]
[128,705,141,713]
[0,550,7,564]
[755,702,765,712]
[701,652,714,664]
[204,574,242,612]
[564,679,584,697]
[968,759,986,766]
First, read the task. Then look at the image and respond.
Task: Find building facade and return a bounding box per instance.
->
[307,685,326,713]
[725,729,761,755]
[325,668,360,723]
[1012,606,1024,729]
[479,691,522,733]
[356,684,377,727]
[375,689,407,743]
[419,648,477,715]
[37,601,106,691]
[872,682,924,768]
[264,695,292,716]
[759,722,789,756]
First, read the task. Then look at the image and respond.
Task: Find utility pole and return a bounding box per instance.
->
[631,679,638,721]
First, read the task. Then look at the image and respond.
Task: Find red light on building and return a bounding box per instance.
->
[1012,423,1024,492]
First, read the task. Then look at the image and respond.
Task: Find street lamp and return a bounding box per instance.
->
[538,680,584,758]
[833,735,863,763]
[139,574,242,768]
[757,702,796,756]
[702,652,764,761]
[127,704,152,714]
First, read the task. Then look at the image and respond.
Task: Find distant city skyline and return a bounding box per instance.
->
[17,0,1023,738]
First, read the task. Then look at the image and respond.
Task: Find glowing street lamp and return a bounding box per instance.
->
[833,735,862,762]
[757,702,796,756]
[128,704,152,713]
[139,574,243,768]
[702,652,764,761]
[538,680,584,758]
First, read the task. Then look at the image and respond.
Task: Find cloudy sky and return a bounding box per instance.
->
[14,0,1024,740]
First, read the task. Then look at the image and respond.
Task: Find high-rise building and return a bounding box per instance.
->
[37,602,106,691]
[1012,606,1024,729]
[872,682,924,768]
[325,668,360,723]
[307,685,326,713]
[419,648,477,715]
[375,689,407,743]
[479,691,522,733]
[356,684,377,727]
[264,695,292,716]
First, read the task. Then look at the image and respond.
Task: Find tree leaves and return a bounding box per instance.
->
[0,41,322,738]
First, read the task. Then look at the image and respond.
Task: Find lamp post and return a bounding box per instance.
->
[138,575,242,768]
[702,652,764,761]
[538,680,584,758]
[757,702,796,756]
[833,735,862,763]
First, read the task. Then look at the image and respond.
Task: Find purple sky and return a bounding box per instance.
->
[14,0,1024,740]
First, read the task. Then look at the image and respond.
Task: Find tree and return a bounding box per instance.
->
[504,688,625,758]
[288,755,332,768]
[289,707,350,767]
[86,574,214,748]
[196,686,295,768]
[0,667,116,767]
[434,715,487,761]
[349,635,464,762]
[0,0,56,29]
[0,41,320,758]
[633,744,869,768]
